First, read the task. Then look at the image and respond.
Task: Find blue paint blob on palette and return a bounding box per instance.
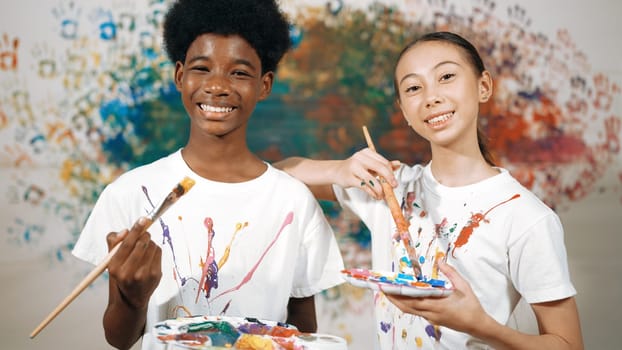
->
[341,268,453,297]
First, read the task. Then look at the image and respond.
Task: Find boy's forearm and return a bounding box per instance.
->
[286,295,317,333]
[103,282,147,350]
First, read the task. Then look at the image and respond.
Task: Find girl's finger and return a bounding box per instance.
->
[439,261,469,292]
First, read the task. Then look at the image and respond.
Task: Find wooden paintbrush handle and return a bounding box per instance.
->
[362,126,422,277]
[362,126,410,232]
[377,178,410,233]
[29,243,121,338]
[30,177,195,338]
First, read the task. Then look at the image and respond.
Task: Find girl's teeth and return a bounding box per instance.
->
[428,113,452,124]
[200,104,234,113]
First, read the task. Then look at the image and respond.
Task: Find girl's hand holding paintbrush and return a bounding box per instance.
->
[334,147,401,200]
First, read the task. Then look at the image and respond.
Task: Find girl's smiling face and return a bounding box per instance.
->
[395,40,492,150]
[174,33,273,139]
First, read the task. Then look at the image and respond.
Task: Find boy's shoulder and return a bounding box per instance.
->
[267,163,316,193]
[106,151,181,189]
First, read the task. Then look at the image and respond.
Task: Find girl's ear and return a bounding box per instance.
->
[478,70,493,103]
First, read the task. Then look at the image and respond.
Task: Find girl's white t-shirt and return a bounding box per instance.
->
[334,163,576,349]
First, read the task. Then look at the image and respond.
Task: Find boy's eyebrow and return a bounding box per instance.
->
[233,58,259,70]
[398,60,461,85]
[186,55,259,71]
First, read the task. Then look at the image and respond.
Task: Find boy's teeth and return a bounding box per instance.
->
[428,112,452,124]
[200,104,234,113]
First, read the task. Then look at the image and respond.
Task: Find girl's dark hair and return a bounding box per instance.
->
[162,0,292,74]
[394,31,495,166]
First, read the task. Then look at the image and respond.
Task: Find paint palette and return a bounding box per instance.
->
[341,268,453,297]
[153,315,348,350]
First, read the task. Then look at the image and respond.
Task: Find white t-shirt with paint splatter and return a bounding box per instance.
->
[333,163,576,349]
[72,149,344,350]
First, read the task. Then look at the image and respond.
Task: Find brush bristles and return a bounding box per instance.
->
[180,176,196,193]
[173,176,196,197]
[149,177,196,222]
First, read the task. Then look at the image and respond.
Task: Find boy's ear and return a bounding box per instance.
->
[174,61,184,91]
[259,71,274,100]
[478,71,493,103]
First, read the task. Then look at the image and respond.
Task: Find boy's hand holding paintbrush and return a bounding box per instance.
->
[106,216,163,312]
[102,216,163,348]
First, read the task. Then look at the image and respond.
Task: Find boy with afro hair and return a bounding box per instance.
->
[72,0,345,349]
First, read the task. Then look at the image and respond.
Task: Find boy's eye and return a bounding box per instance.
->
[232,70,251,77]
[192,66,209,72]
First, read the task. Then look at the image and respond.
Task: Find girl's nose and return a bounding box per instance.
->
[425,90,443,108]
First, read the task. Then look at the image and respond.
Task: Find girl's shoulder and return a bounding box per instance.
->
[394,163,426,183]
[487,168,559,224]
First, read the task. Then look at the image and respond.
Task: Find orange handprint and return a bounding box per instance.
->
[0,33,19,71]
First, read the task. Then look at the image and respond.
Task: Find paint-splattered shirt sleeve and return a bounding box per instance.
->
[71,178,138,266]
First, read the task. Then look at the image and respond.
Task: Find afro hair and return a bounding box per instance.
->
[163,0,292,74]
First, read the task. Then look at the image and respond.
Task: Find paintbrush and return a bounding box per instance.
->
[30,176,196,339]
[362,126,422,278]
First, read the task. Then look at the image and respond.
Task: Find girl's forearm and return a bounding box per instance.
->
[274,157,343,201]
[274,157,343,186]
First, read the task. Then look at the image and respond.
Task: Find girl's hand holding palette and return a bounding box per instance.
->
[341,268,453,297]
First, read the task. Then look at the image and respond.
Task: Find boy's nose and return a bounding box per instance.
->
[203,76,231,96]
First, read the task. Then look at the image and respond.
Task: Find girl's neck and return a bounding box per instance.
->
[429,147,498,187]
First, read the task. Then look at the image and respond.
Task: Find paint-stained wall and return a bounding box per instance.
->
[1,0,620,349]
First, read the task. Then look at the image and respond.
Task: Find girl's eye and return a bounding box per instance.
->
[440,73,455,81]
[404,85,421,93]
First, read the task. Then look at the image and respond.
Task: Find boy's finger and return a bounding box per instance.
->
[123,216,151,243]
[106,230,128,250]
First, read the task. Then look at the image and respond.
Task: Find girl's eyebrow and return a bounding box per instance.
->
[398,60,461,85]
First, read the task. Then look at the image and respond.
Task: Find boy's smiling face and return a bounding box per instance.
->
[174,33,273,139]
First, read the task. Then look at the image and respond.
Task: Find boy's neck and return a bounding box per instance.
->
[181,144,267,183]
